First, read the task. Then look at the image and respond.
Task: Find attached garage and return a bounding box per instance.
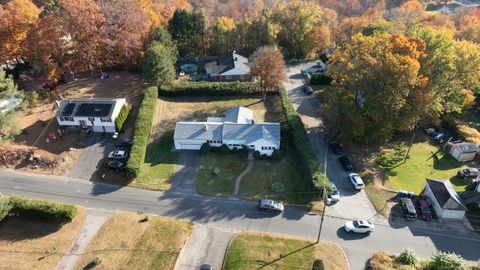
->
[424,179,467,220]
[175,141,203,150]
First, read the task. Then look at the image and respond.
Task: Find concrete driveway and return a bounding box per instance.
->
[283,64,379,222]
[68,133,111,181]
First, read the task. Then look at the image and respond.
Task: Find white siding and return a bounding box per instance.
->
[441,210,465,219]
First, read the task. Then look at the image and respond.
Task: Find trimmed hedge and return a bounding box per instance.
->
[115,104,130,131]
[158,81,263,96]
[125,86,158,177]
[10,196,77,223]
[0,196,12,222]
[279,86,331,192]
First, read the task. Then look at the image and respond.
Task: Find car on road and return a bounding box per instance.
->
[348,173,364,189]
[457,167,480,179]
[303,84,314,95]
[344,220,374,235]
[400,197,417,220]
[114,138,133,147]
[329,140,343,155]
[107,160,125,171]
[417,199,432,221]
[200,264,213,270]
[258,198,284,213]
[108,150,128,159]
[329,182,341,202]
[338,156,353,171]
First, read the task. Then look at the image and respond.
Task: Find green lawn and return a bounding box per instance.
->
[376,140,470,194]
[131,132,178,190]
[224,233,348,270]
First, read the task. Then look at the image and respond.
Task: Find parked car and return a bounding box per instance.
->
[338,156,353,171]
[303,84,314,95]
[457,168,480,179]
[349,173,364,190]
[114,138,133,147]
[329,140,343,155]
[108,150,128,159]
[200,264,213,270]
[258,199,284,213]
[400,197,417,220]
[329,182,341,202]
[107,160,125,171]
[417,199,432,221]
[344,220,374,235]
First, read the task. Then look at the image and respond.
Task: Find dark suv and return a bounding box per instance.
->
[338,156,353,171]
[330,141,343,155]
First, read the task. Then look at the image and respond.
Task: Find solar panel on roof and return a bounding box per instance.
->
[74,103,113,117]
[62,103,76,116]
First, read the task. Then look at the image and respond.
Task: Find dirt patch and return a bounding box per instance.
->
[0,207,86,270]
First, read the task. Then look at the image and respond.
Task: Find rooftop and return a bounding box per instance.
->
[205,52,250,76]
[426,179,468,211]
[56,98,125,118]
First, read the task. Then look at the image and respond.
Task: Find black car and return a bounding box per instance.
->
[114,138,133,147]
[107,160,125,171]
[338,156,353,171]
[330,140,343,155]
[303,84,314,95]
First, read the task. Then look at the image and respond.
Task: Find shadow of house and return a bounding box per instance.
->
[0,216,62,241]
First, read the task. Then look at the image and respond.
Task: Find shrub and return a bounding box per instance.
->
[24,91,40,108]
[271,149,285,160]
[115,104,130,131]
[430,251,467,270]
[125,86,158,178]
[396,248,418,266]
[10,196,77,223]
[219,144,230,154]
[158,81,263,96]
[369,252,395,270]
[310,73,332,86]
[279,86,331,191]
[312,259,324,270]
[200,143,212,154]
[253,150,261,159]
[0,196,12,222]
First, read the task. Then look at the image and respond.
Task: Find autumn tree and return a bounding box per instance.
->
[0,0,40,62]
[271,0,337,59]
[250,46,286,99]
[0,69,17,99]
[142,42,175,87]
[455,15,480,43]
[0,70,21,141]
[211,16,236,55]
[326,33,428,142]
[387,0,425,30]
[98,0,151,66]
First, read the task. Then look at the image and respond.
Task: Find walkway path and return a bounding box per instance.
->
[55,208,114,270]
[175,224,235,270]
[233,158,254,196]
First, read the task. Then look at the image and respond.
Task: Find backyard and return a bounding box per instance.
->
[133,95,280,190]
[74,212,192,270]
[223,233,348,270]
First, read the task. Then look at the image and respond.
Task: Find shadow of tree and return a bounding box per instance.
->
[0,216,62,241]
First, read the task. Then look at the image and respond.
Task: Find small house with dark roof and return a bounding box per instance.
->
[424,179,467,220]
[56,98,127,133]
[449,142,478,162]
[205,52,251,82]
[174,106,280,156]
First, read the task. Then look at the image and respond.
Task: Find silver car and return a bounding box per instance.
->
[258,199,284,213]
[344,220,374,235]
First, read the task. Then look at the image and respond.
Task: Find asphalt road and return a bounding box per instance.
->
[1,169,480,269]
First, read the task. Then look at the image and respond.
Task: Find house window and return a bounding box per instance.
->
[100,118,112,122]
[240,75,245,80]
[225,75,232,80]
[88,117,95,122]
[63,116,74,122]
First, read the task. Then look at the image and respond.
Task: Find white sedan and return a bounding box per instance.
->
[344,220,374,235]
[108,150,128,159]
[348,173,365,190]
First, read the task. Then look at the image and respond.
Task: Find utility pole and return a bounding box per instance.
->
[405,125,416,163]
[316,185,326,244]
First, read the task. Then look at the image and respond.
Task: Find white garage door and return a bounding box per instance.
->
[103,126,116,133]
[441,210,465,220]
[179,143,202,150]
[92,126,103,132]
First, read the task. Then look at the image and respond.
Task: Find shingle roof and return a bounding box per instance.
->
[205,52,250,76]
[427,179,467,211]
[452,142,478,153]
[222,123,280,145]
[225,106,253,123]
[173,122,223,141]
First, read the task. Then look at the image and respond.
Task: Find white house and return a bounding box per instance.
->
[424,179,467,220]
[174,106,280,156]
[450,142,478,162]
[56,98,127,133]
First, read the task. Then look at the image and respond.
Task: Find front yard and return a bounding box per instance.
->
[223,233,348,270]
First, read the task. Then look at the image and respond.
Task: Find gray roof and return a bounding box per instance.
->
[452,142,478,153]
[225,106,253,123]
[222,123,280,145]
[426,179,468,211]
[174,122,223,141]
[205,52,250,76]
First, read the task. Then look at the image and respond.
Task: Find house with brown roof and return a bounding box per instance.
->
[424,179,467,220]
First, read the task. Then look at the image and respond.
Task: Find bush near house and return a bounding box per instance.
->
[279,86,331,192]
[125,86,158,178]
[115,104,130,131]
[158,81,264,96]
[9,196,77,223]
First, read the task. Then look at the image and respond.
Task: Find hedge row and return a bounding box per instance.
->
[278,86,331,192]
[159,81,263,96]
[9,196,77,223]
[125,86,158,177]
[115,104,130,131]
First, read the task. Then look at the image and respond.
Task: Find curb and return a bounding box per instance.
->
[172,223,193,270]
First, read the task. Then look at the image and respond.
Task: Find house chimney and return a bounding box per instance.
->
[204,124,208,131]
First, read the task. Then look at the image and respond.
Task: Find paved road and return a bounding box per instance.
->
[283,64,379,222]
[1,170,480,269]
